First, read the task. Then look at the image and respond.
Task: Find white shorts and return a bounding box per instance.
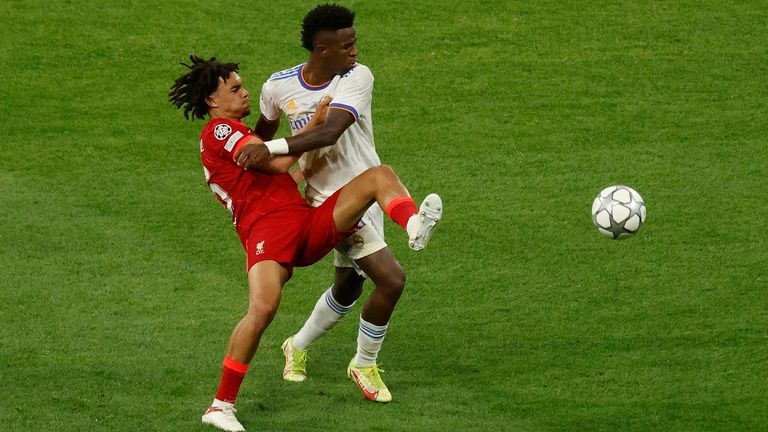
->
[306,186,388,276]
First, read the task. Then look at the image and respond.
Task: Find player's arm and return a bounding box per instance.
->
[255,115,279,141]
[235,109,352,169]
[233,136,298,174]
[255,79,281,141]
[279,107,353,152]
[237,96,335,173]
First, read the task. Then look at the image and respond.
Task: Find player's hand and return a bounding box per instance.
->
[235,142,270,169]
[315,95,333,123]
[305,95,333,129]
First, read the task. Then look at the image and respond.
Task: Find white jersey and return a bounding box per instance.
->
[259,63,380,199]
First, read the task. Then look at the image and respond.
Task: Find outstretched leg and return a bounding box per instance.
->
[332,165,443,251]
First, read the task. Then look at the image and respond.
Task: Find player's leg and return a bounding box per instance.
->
[355,248,404,325]
[282,226,391,383]
[280,265,362,382]
[345,247,403,403]
[332,165,443,251]
[331,267,366,306]
[295,202,402,402]
[203,260,289,432]
[281,218,383,382]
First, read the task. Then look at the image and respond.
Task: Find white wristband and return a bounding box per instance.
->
[264,138,289,155]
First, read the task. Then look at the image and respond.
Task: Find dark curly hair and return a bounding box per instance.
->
[168,55,239,120]
[301,4,355,51]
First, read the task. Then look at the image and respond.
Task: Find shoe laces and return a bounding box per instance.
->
[287,343,308,373]
[210,405,237,415]
[364,365,385,387]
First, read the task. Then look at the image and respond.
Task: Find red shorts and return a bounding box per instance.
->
[241,189,355,275]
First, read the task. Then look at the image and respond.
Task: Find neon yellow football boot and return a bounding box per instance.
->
[281,336,308,382]
[346,359,392,403]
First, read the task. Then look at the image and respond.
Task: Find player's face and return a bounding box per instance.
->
[319,27,358,75]
[209,72,251,119]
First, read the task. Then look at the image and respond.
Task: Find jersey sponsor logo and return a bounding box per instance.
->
[213,124,232,140]
[224,131,244,152]
[288,114,313,131]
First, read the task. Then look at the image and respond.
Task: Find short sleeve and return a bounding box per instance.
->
[259,80,281,122]
[329,65,373,121]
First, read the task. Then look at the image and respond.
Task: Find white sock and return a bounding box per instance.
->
[354,317,388,367]
[293,286,354,350]
[211,398,233,409]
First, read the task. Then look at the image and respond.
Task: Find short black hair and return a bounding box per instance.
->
[168,55,239,120]
[301,4,355,51]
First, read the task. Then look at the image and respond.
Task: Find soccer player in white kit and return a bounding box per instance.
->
[253,4,433,403]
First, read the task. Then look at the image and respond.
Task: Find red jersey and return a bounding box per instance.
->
[200,118,310,237]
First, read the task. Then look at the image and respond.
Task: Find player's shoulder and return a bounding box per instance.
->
[201,118,251,143]
[267,63,304,82]
[340,63,373,81]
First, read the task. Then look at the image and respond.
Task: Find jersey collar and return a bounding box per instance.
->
[298,64,333,91]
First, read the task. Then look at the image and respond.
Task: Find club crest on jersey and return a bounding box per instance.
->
[214,124,232,140]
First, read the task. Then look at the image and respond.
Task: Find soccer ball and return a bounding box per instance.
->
[591,185,646,239]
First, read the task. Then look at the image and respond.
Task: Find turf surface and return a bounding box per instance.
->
[1,1,766,430]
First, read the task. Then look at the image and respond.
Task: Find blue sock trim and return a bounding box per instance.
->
[359,319,387,340]
[324,287,352,315]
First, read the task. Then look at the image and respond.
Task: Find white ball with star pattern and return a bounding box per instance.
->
[591,185,646,239]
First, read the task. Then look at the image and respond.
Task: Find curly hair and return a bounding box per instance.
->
[168,55,239,120]
[301,4,355,51]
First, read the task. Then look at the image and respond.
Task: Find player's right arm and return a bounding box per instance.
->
[284,108,353,151]
[237,96,336,171]
[238,72,359,168]
[255,79,281,140]
[243,65,372,165]
[255,115,279,141]
[236,110,353,168]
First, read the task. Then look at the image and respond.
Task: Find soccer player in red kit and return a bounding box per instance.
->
[169,55,442,432]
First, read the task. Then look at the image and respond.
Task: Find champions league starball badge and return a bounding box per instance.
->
[214,124,232,140]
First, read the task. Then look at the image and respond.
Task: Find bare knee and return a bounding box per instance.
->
[361,165,397,185]
[372,266,406,299]
[245,301,279,328]
[374,164,397,182]
[377,164,395,175]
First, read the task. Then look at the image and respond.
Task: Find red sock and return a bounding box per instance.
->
[385,197,417,230]
[215,356,250,403]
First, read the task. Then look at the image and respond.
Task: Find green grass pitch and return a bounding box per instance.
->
[1,1,766,430]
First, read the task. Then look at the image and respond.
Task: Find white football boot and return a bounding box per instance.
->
[202,405,245,432]
[408,193,443,251]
